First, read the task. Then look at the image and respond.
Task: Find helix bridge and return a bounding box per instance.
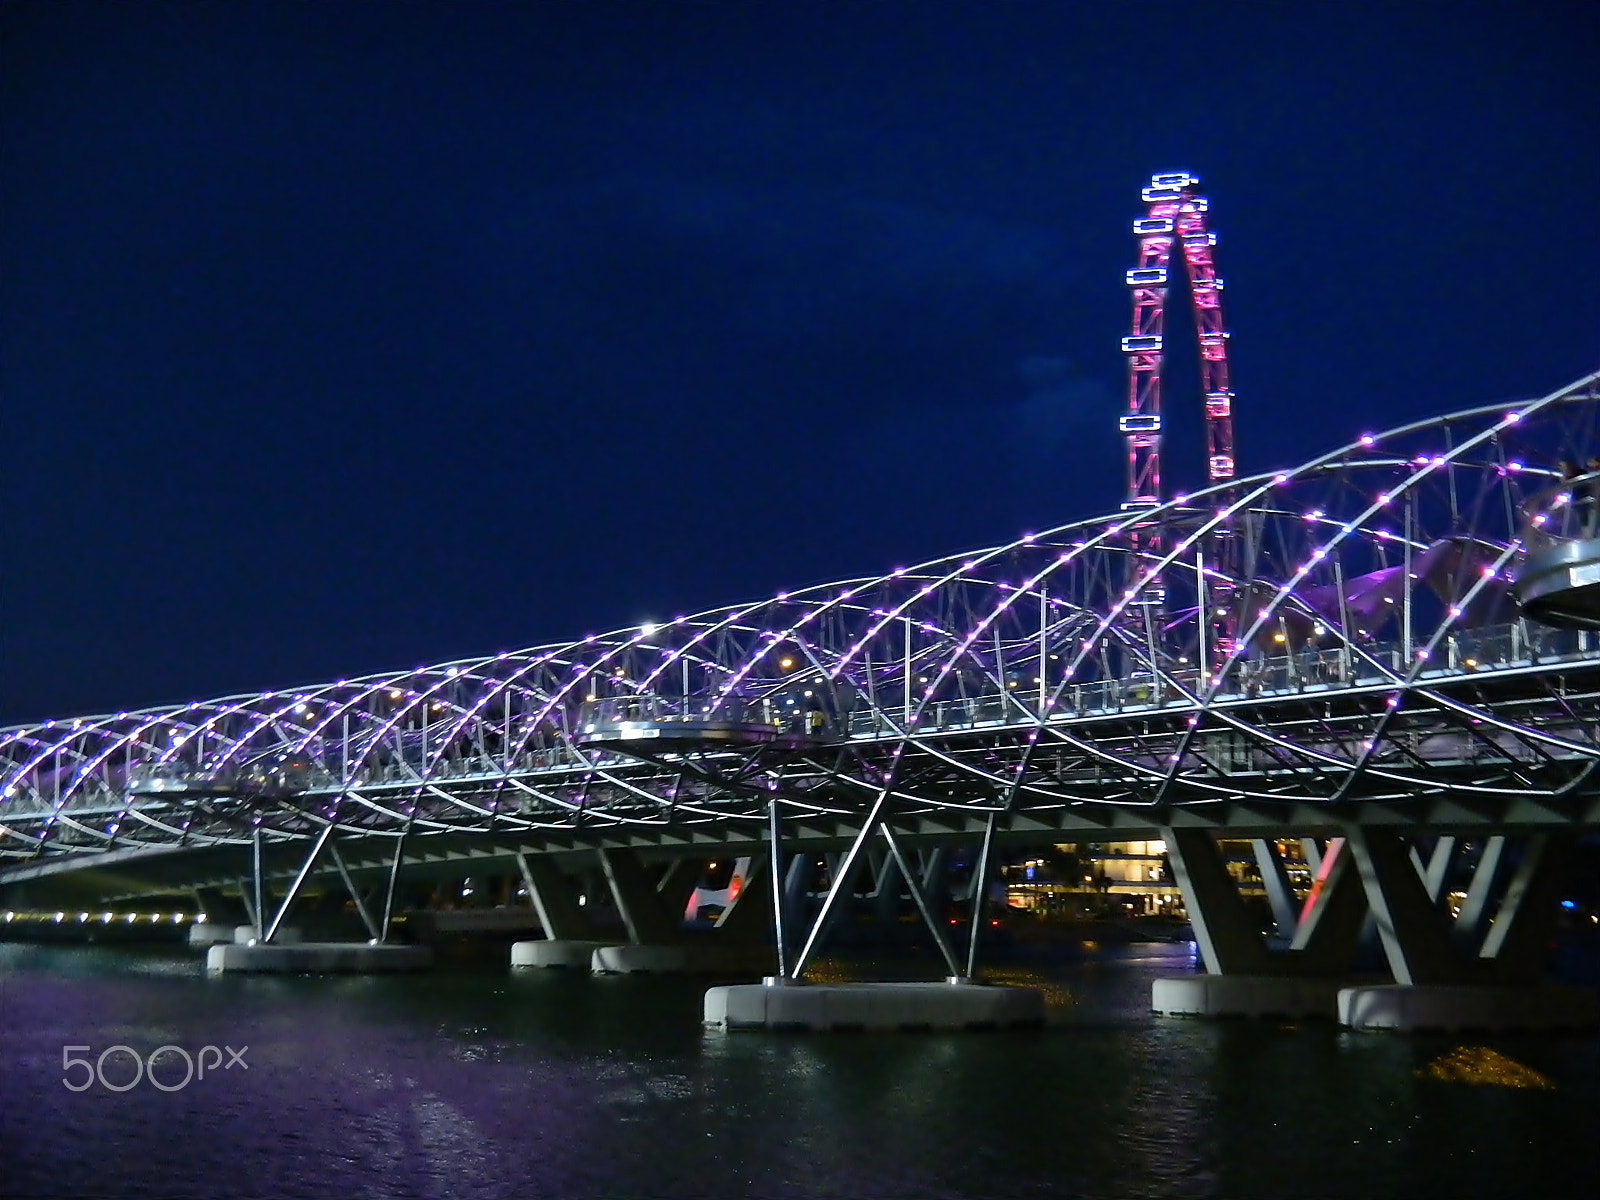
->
[5,369,1600,902]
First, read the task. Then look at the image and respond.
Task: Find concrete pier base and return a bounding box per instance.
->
[232,924,300,945]
[1338,984,1600,1033]
[510,939,619,968]
[206,942,433,974]
[1152,975,1345,1020]
[704,980,1046,1032]
[592,943,775,975]
[187,922,234,947]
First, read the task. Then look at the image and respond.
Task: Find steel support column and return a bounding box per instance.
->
[881,823,962,978]
[1479,833,1575,982]
[380,822,410,944]
[965,811,999,979]
[250,828,265,940]
[1343,826,1462,985]
[1285,835,1367,973]
[1252,839,1299,940]
[597,848,678,945]
[791,788,893,979]
[1452,835,1507,953]
[1163,828,1271,975]
[264,823,335,944]
[516,851,597,941]
[768,795,789,978]
[328,838,381,941]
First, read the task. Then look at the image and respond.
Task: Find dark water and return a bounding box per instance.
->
[1,940,1597,1200]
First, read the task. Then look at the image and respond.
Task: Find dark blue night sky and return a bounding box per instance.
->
[3,0,1597,723]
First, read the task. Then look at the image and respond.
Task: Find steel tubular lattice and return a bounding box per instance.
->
[4,371,1600,866]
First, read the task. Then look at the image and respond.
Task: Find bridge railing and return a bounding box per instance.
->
[839,619,1600,738]
[575,694,779,728]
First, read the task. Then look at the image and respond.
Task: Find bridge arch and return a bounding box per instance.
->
[3,370,1599,868]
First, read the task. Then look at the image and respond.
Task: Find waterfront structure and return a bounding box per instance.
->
[3,368,1600,1027]
[4,170,1600,1026]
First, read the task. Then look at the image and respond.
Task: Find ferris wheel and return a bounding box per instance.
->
[1119,171,1236,508]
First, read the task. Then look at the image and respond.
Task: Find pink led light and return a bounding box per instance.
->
[1359,435,1375,446]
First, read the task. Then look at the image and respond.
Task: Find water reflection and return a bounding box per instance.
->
[0,942,1596,1198]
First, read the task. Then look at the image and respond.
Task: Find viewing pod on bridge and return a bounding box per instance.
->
[1514,467,1600,629]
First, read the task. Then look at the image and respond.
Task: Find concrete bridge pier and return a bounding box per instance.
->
[1153,828,1368,1021]
[510,849,772,973]
[1154,827,1599,1032]
[590,849,774,975]
[206,828,432,974]
[1337,828,1598,1032]
[509,851,619,967]
[706,805,1044,1032]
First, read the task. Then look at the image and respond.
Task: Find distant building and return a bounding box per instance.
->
[1004,838,1316,919]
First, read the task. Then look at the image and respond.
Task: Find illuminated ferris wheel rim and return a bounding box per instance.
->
[1121,170,1235,505]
